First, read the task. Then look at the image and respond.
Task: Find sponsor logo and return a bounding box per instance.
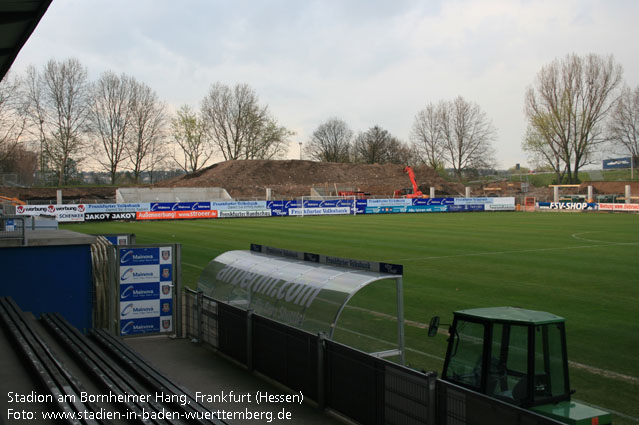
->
[121,303,134,316]
[216,265,324,309]
[121,286,134,299]
[162,285,171,295]
[162,302,171,313]
[162,319,171,330]
[120,250,156,264]
[120,251,134,264]
[47,205,56,213]
[120,267,134,281]
[121,321,135,335]
[16,205,24,214]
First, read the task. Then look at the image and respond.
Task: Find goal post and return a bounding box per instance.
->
[299,195,358,218]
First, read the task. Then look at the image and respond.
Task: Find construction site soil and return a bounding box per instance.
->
[1,160,638,202]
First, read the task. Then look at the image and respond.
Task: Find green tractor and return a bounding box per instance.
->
[430,307,611,425]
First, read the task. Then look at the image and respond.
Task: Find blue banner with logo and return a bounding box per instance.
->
[118,246,174,336]
[603,157,633,170]
[150,202,211,211]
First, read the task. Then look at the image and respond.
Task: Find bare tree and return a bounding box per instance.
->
[411,103,446,169]
[201,82,290,160]
[0,73,28,165]
[126,80,167,183]
[440,96,496,180]
[243,117,293,160]
[607,85,639,163]
[352,125,406,164]
[25,58,90,185]
[525,53,623,183]
[305,118,352,162]
[171,105,212,173]
[522,123,567,183]
[87,71,134,184]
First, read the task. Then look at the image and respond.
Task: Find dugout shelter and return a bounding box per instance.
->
[198,244,406,363]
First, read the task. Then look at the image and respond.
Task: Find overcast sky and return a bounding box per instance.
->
[11,0,639,168]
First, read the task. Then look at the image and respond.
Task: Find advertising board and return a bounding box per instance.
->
[85,212,136,221]
[150,202,211,211]
[136,210,218,220]
[603,157,633,170]
[538,202,597,211]
[598,203,639,211]
[15,204,86,222]
[118,246,175,336]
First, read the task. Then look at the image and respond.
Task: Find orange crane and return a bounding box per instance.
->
[0,196,25,206]
[393,166,428,198]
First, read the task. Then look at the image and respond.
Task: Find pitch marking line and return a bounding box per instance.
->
[343,305,639,385]
[397,240,638,262]
[571,231,639,245]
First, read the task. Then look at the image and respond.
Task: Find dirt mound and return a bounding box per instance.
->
[581,181,639,195]
[159,160,466,199]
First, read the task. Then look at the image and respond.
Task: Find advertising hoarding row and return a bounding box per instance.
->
[26,196,639,221]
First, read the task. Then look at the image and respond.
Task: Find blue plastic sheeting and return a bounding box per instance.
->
[0,244,93,332]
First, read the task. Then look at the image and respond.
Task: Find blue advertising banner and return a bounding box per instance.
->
[412,197,455,206]
[603,157,633,169]
[150,202,211,211]
[406,205,448,213]
[537,202,597,211]
[118,246,174,336]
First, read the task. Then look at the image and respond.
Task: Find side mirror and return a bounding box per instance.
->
[428,316,440,337]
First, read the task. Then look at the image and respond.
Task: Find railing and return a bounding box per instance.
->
[0,216,26,245]
[184,290,563,425]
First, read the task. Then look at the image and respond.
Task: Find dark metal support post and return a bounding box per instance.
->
[246,310,254,371]
[196,290,203,343]
[317,332,326,410]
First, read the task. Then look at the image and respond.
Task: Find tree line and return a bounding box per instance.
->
[0,53,637,186]
[309,53,637,184]
[0,58,294,185]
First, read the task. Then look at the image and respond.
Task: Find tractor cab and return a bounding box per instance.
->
[434,307,611,424]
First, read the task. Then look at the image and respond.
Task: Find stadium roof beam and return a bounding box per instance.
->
[0,0,52,81]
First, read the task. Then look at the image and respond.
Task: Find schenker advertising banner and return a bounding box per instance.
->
[118,246,175,336]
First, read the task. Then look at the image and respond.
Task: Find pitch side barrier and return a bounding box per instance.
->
[537,201,639,212]
[14,197,518,222]
[182,291,564,425]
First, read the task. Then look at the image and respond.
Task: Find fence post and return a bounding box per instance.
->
[196,290,203,343]
[427,372,437,425]
[246,310,254,372]
[317,332,326,410]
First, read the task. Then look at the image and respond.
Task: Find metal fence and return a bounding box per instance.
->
[0,216,26,245]
[184,290,563,425]
[184,288,219,348]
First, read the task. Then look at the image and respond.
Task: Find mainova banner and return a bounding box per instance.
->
[118,246,174,336]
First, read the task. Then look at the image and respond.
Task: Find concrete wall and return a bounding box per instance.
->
[116,187,232,203]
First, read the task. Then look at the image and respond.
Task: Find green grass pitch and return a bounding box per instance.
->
[64,211,639,424]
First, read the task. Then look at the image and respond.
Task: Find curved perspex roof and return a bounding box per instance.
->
[197,244,405,358]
